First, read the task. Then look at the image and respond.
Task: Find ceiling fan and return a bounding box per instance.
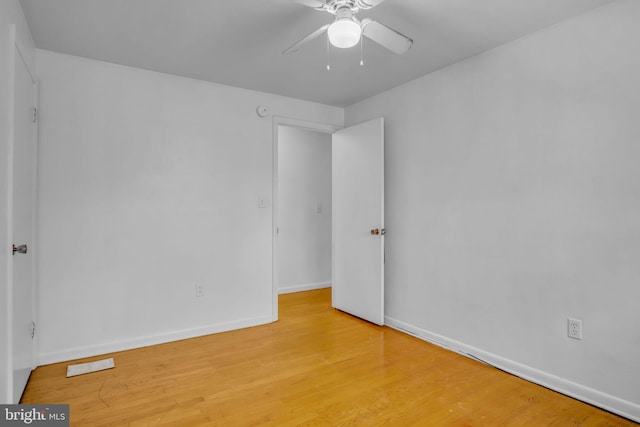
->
[283,0,413,56]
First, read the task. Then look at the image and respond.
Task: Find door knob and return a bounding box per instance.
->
[12,244,28,255]
[370,228,385,235]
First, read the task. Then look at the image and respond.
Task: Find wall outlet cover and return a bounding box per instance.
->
[568,318,582,340]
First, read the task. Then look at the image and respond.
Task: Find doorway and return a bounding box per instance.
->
[272,118,338,319]
[277,125,332,295]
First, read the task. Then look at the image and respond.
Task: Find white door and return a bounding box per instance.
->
[332,118,384,325]
[11,42,37,402]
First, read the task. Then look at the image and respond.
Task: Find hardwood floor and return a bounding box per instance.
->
[22,289,634,426]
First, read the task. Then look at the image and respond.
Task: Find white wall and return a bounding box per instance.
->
[277,126,332,293]
[346,0,640,421]
[0,0,35,404]
[35,50,343,364]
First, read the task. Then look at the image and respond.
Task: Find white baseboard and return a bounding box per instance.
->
[278,281,331,294]
[38,315,273,366]
[384,316,640,424]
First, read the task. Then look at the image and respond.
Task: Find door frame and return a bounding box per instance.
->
[271,116,339,321]
[5,25,39,402]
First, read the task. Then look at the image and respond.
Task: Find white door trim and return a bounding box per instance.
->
[271,116,339,321]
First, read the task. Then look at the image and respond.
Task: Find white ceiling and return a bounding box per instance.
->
[20,0,615,107]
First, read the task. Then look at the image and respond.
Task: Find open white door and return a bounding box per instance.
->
[332,118,384,325]
[11,37,38,402]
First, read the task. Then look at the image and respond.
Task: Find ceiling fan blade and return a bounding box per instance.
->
[356,0,386,9]
[294,0,326,8]
[361,19,413,55]
[282,24,330,55]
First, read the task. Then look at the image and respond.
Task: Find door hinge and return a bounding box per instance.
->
[32,107,38,123]
[31,321,36,339]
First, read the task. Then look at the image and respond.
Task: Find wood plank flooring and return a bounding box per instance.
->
[22,289,635,426]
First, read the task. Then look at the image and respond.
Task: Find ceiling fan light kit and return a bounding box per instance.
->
[283,0,413,58]
[327,8,362,48]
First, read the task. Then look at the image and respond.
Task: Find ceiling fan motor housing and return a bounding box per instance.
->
[321,0,385,14]
[335,7,356,20]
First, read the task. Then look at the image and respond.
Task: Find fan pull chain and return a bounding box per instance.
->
[360,35,364,66]
[326,35,331,71]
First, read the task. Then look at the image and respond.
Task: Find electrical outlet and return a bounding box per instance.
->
[195,284,204,298]
[568,318,582,340]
